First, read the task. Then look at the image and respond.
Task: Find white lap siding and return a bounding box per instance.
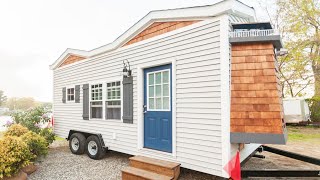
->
[53,18,223,176]
[229,14,250,23]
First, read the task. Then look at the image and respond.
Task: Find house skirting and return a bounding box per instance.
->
[230,131,288,144]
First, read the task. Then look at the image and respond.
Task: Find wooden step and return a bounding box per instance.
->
[129,156,180,180]
[122,167,173,180]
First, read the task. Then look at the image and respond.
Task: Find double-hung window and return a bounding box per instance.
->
[67,87,75,102]
[106,81,121,120]
[90,84,103,119]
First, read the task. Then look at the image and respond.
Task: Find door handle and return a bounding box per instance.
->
[143,105,147,113]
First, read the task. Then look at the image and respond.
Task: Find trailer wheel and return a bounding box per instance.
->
[69,133,86,155]
[85,135,106,160]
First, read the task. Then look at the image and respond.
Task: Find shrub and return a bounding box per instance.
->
[4,124,28,137]
[11,106,51,134]
[9,107,55,144]
[4,118,13,127]
[40,128,55,144]
[0,136,33,178]
[21,131,48,161]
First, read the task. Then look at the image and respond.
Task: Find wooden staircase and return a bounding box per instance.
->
[122,156,181,180]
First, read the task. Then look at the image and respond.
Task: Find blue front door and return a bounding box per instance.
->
[144,64,172,153]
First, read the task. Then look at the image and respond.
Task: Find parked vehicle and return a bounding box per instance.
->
[0,107,9,116]
[283,98,310,123]
[50,0,287,178]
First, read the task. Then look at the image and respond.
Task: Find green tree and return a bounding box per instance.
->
[258,0,314,98]
[0,90,7,107]
[278,43,314,97]
[277,0,320,120]
[6,97,37,110]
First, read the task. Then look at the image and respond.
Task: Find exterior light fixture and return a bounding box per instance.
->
[123,60,132,77]
[276,48,288,56]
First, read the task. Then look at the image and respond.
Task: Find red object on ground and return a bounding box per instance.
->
[51,116,54,128]
[223,151,241,180]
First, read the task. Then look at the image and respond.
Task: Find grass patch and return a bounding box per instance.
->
[54,136,65,141]
[288,133,320,140]
[287,126,320,142]
[0,132,3,139]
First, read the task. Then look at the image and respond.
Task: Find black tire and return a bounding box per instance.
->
[85,135,106,160]
[69,133,86,155]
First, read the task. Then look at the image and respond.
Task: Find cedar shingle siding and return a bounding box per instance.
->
[59,55,85,68]
[230,43,285,134]
[123,21,200,46]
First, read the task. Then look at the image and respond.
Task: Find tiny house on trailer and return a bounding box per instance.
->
[50,0,287,178]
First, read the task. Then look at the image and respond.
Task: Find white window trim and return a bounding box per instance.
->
[88,79,123,122]
[146,69,171,112]
[89,82,104,120]
[105,81,122,121]
[66,86,75,103]
[137,59,177,158]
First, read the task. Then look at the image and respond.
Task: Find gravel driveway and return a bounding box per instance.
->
[29,140,220,180]
[27,127,320,180]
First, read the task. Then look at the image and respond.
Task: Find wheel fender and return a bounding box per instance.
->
[67,130,107,150]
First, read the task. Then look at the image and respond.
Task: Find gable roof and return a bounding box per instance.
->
[50,0,255,70]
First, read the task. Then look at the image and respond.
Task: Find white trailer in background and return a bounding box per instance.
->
[283,98,310,123]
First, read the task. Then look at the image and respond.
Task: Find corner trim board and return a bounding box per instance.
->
[219,14,231,178]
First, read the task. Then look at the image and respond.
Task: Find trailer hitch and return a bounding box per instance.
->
[242,145,320,178]
[242,170,320,177]
[262,145,320,166]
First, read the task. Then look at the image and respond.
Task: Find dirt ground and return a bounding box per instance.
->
[242,126,320,180]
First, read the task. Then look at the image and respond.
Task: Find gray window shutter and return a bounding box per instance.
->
[82,84,89,120]
[75,85,80,103]
[62,87,66,103]
[122,76,133,124]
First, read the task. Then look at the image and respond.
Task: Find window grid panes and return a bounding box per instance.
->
[67,88,75,101]
[148,70,170,110]
[91,102,102,119]
[107,81,121,101]
[90,84,103,119]
[91,84,103,101]
[106,81,121,120]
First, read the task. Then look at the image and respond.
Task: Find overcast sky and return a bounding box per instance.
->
[0,0,271,102]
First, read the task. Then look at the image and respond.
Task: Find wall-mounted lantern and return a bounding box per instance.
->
[123,60,132,78]
[276,48,288,57]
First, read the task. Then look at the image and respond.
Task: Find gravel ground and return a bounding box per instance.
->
[29,140,221,180]
[29,146,129,180]
[30,129,320,180]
